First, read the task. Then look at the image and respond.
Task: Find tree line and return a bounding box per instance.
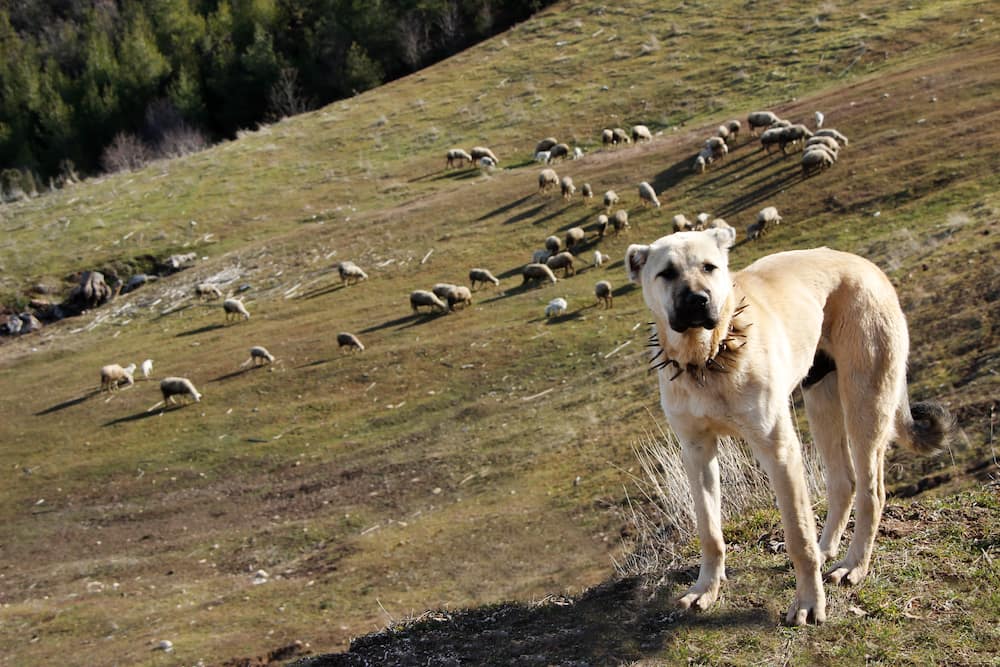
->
[0,0,550,195]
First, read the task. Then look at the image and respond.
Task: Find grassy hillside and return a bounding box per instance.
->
[0,1,997,665]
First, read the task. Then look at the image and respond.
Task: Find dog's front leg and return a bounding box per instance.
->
[677,430,727,612]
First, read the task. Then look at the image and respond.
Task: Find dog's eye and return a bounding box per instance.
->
[702,263,717,274]
[657,264,678,281]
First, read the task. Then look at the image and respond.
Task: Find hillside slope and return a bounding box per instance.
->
[0,1,997,665]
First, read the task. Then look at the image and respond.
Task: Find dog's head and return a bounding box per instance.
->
[626,228,735,333]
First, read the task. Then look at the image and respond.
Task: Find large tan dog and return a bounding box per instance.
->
[626,229,950,625]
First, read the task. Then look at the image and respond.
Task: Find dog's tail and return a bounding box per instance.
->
[895,399,954,454]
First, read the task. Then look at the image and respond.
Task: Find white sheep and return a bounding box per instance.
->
[560,175,576,199]
[337,332,365,351]
[814,111,825,129]
[549,143,571,161]
[248,345,275,366]
[565,227,586,249]
[637,181,660,208]
[410,290,448,313]
[338,261,368,285]
[778,124,813,153]
[478,156,496,169]
[805,135,841,154]
[141,359,154,379]
[693,154,708,174]
[815,128,849,146]
[594,280,613,309]
[546,251,576,277]
[534,150,552,164]
[695,212,711,229]
[223,297,250,322]
[672,214,693,233]
[522,263,558,286]
[538,168,560,193]
[593,250,607,268]
[468,268,500,290]
[432,283,458,301]
[470,146,499,165]
[747,111,781,136]
[535,137,558,153]
[612,209,630,235]
[725,119,742,142]
[631,125,653,143]
[446,285,473,311]
[759,127,786,154]
[100,363,135,392]
[446,148,472,168]
[572,147,584,160]
[601,128,614,147]
[545,297,568,318]
[603,190,619,212]
[801,146,836,176]
[160,377,201,405]
[716,124,730,142]
[545,235,562,254]
[194,283,222,300]
[596,214,609,238]
[705,136,728,161]
[611,128,631,145]
[581,183,593,200]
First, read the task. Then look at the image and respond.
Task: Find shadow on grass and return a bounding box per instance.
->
[103,403,191,426]
[359,311,449,333]
[477,194,534,221]
[298,283,345,300]
[292,574,772,667]
[35,390,102,415]
[502,202,546,226]
[176,323,227,338]
[209,366,263,383]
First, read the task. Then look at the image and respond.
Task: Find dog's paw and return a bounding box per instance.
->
[678,580,722,612]
[784,594,826,626]
[825,560,868,586]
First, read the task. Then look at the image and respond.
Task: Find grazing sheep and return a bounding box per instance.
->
[478,156,496,169]
[546,251,576,277]
[758,206,782,226]
[612,209,630,235]
[672,214,693,233]
[572,147,584,160]
[769,118,792,129]
[545,235,562,255]
[432,283,458,301]
[446,285,473,311]
[522,263,558,286]
[549,143,571,161]
[805,135,841,154]
[337,332,365,351]
[802,146,836,176]
[603,190,619,212]
[560,175,576,199]
[778,124,813,153]
[160,377,201,405]
[695,212,711,229]
[100,363,135,392]
[637,181,661,208]
[601,128,614,147]
[469,268,500,290]
[538,168,560,193]
[565,226,586,249]
[705,136,728,161]
[747,111,781,136]
[535,137,558,153]
[545,297,568,318]
[612,128,631,145]
[534,150,552,164]
[141,359,153,378]
[581,183,593,200]
[595,280,613,309]
[596,214,609,238]
[532,248,552,264]
[470,146,499,165]
[249,345,275,366]
[194,283,222,300]
[632,125,653,142]
[223,297,250,322]
[814,111,825,129]
[706,217,734,235]
[746,220,767,241]
[593,250,608,268]
[338,261,368,285]
[815,128,849,147]
[725,119,742,142]
[410,290,448,313]
[446,148,473,168]
[693,154,708,174]
[716,125,730,142]
[759,127,786,154]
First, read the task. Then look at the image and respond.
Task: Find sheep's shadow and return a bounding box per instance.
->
[209,366,264,383]
[396,311,452,329]
[477,194,534,221]
[35,390,101,415]
[478,282,553,305]
[502,203,547,226]
[103,404,189,426]
[299,283,345,300]
[715,168,806,219]
[176,323,227,337]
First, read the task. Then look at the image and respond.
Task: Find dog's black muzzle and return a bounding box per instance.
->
[670,288,716,332]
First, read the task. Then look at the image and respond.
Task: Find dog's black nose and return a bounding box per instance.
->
[684,290,709,308]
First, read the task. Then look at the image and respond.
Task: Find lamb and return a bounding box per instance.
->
[612,128,631,145]
[534,150,552,164]
[544,235,562,254]
[612,209,630,235]
[223,297,250,322]
[141,359,154,379]
[100,363,135,392]
[446,148,473,168]
[535,137,558,153]
[337,332,365,351]
[815,128,849,147]
[522,263,558,286]
[672,214,694,233]
[545,297,568,318]
[747,111,781,136]
[468,268,500,290]
[705,136,728,161]
[446,285,473,311]
[410,290,448,313]
[725,119,741,142]
[160,377,201,405]
[248,345,275,366]
[601,128,614,147]
[194,283,222,300]
[572,147,584,160]
[631,125,653,142]
[565,227,586,249]
[593,250,607,268]
[594,280,613,309]
[814,111,825,129]
[581,183,593,200]
[801,146,836,176]
[538,168,560,193]
[470,146,499,165]
[596,214,609,238]
[756,206,782,234]
[560,175,576,199]
[603,190,619,212]
[695,212,711,229]
[549,143,571,161]
[746,220,767,240]
[637,181,660,208]
[338,261,368,285]
[546,251,576,277]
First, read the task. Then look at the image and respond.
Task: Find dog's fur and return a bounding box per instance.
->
[627,229,950,625]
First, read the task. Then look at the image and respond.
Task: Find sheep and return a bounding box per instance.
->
[637,181,660,208]
[532,248,552,264]
[248,345,275,366]
[705,136,728,161]
[595,280,613,309]
[160,377,201,405]
[470,146,499,165]
[601,128,614,147]
[446,285,473,311]
[612,209,630,235]
[756,206,782,233]
[223,297,250,322]
[546,251,576,277]
[805,135,841,154]
[706,217,733,233]
[612,128,631,145]
[538,168,560,193]
[769,118,792,129]
[545,297,568,318]
[572,147,584,160]
[338,261,368,285]
[560,175,576,199]
[603,190,619,212]
[565,226,586,249]
[778,124,813,153]
[814,111,825,129]
[632,125,653,142]
[100,363,135,392]
[746,220,767,241]
[337,332,365,351]
[596,214,609,238]
[747,111,781,136]
[695,212,711,229]
[410,290,448,313]
[446,148,472,168]
[194,283,222,300]
[478,156,496,169]
[469,268,500,290]
[581,183,593,200]
[801,146,836,176]
[432,283,459,301]
[693,154,708,174]
[759,127,786,154]
[545,235,562,254]
[593,250,607,268]
[815,128,849,146]
[716,125,730,142]
[725,119,742,142]
[534,150,552,164]
[522,263,558,285]
[535,137,558,153]
[672,214,694,233]
[549,143,571,161]
[141,359,153,378]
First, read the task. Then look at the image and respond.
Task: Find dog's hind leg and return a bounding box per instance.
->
[802,369,855,562]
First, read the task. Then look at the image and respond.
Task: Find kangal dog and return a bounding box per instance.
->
[626,228,950,625]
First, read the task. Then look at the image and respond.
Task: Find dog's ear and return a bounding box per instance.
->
[626,244,649,283]
[706,226,736,251]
